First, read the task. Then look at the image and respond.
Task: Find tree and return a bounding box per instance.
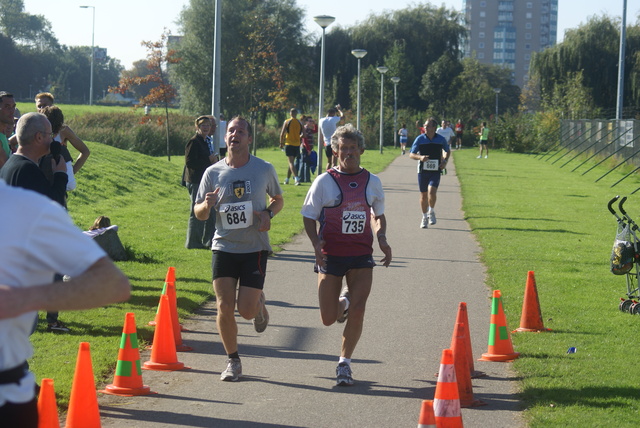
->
[109,31,180,161]
[121,60,158,100]
[0,0,59,50]
[173,0,308,119]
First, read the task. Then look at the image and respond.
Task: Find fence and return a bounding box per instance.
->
[538,119,640,193]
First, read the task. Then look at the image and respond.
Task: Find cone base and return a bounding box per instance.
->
[142,360,186,371]
[461,398,488,408]
[148,320,187,331]
[513,327,552,332]
[479,352,520,362]
[100,383,155,396]
[471,370,487,379]
[176,343,193,352]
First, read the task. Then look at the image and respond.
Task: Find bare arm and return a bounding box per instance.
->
[279,121,287,148]
[256,193,284,232]
[194,187,220,221]
[373,214,392,267]
[0,148,7,168]
[0,257,130,320]
[60,126,90,174]
[303,216,326,268]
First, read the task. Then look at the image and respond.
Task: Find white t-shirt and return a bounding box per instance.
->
[436,127,455,143]
[319,116,342,147]
[0,180,105,406]
[301,167,385,220]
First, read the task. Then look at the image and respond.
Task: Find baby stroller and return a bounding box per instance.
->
[608,196,640,314]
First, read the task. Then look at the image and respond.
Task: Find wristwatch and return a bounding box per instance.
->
[266,209,274,219]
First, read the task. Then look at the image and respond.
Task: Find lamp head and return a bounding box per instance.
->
[493,88,501,94]
[376,66,389,74]
[351,49,367,59]
[391,77,400,84]
[314,15,336,29]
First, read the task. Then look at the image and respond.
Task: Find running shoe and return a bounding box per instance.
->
[284,178,290,185]
[295,176,301,186]
[336,363,354,386]
[47,321,70,333]
[253,292,269,333]
[337,290,350,323]
[420,217,429,229]
[428,211,436,225]
[220,358,242,382]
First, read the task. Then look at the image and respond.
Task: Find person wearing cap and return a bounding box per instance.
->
[184,115,218,249]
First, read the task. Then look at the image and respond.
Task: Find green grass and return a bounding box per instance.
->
[16,102,146,118]
[29,140,398,409]
[454,148,640,427]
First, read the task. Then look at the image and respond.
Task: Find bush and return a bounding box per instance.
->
[69,112,196,157]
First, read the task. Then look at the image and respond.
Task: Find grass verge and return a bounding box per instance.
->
[453,147,640,427]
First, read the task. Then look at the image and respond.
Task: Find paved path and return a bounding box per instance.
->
[97,154,524,427]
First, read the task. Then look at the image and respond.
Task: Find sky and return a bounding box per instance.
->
[22,0,636,70]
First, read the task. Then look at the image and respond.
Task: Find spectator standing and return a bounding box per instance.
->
[183,116,218,249]
[194,116,284,382]
[34,93,90,175]
[0,91,16,168]
[436,120,456,147]
[409,118,451,228]
[300,116,317,182]
[279,108,303,185]
[318,105,343,171]
[0,180,130,428]
[301,124,392,386]
[454,119,464,149]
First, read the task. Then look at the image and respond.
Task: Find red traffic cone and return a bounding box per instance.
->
[479,290,520,362]
[143,294,187,371]
[417,400,436,428]
[38,378,60,428]
[100,313,154,396]
[65,342,100,428]
[513,271,551,332]
[433,349,463,427]
[452,302,485,378]
[451,322,486,408]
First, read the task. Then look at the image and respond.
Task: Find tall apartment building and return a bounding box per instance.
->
[463,0,558,88]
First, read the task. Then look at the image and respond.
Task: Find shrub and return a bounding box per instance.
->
[69,112,196,157]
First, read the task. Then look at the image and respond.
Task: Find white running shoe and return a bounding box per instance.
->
[220,358,242,382]
[420,217,429,229]
[336,363,354,386]
[428,211,436,225]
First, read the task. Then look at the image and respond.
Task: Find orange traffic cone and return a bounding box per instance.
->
[417,400,436,428]
[38,378,60,428]
[147,281,166,327]
[433,349,463,427]
[65,342,100,428]
[479,290,520,362]
[166,280,192,351]
[149,267,182,329]
[100,313,154,396]
[513,271,552,332]
[451,322,486,408]
[452,302,485,378]
[143,294,186,371]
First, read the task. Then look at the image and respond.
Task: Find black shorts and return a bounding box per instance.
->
[315,254,375,276]
[285,145,300,157]
[212,250,269,290]
[325,145,334,159]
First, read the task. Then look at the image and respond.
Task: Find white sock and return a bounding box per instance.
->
[423,212,429,218]
[339,295,350,311]
[339,357,351,365]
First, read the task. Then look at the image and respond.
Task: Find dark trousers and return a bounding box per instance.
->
[185,182,216,249]
[0,398,38,428]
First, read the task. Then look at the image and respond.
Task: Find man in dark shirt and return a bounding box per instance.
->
[0,112,67,204]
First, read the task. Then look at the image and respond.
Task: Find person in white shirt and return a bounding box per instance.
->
[318,105,344,171]
[0,181,130,427]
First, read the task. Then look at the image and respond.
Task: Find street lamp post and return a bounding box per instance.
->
[391,76,400,148]
[314,15,335,173]
[80,5,95,106]
[351,49,367,130]
[493,88,501,123]
[376,66,389,154]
